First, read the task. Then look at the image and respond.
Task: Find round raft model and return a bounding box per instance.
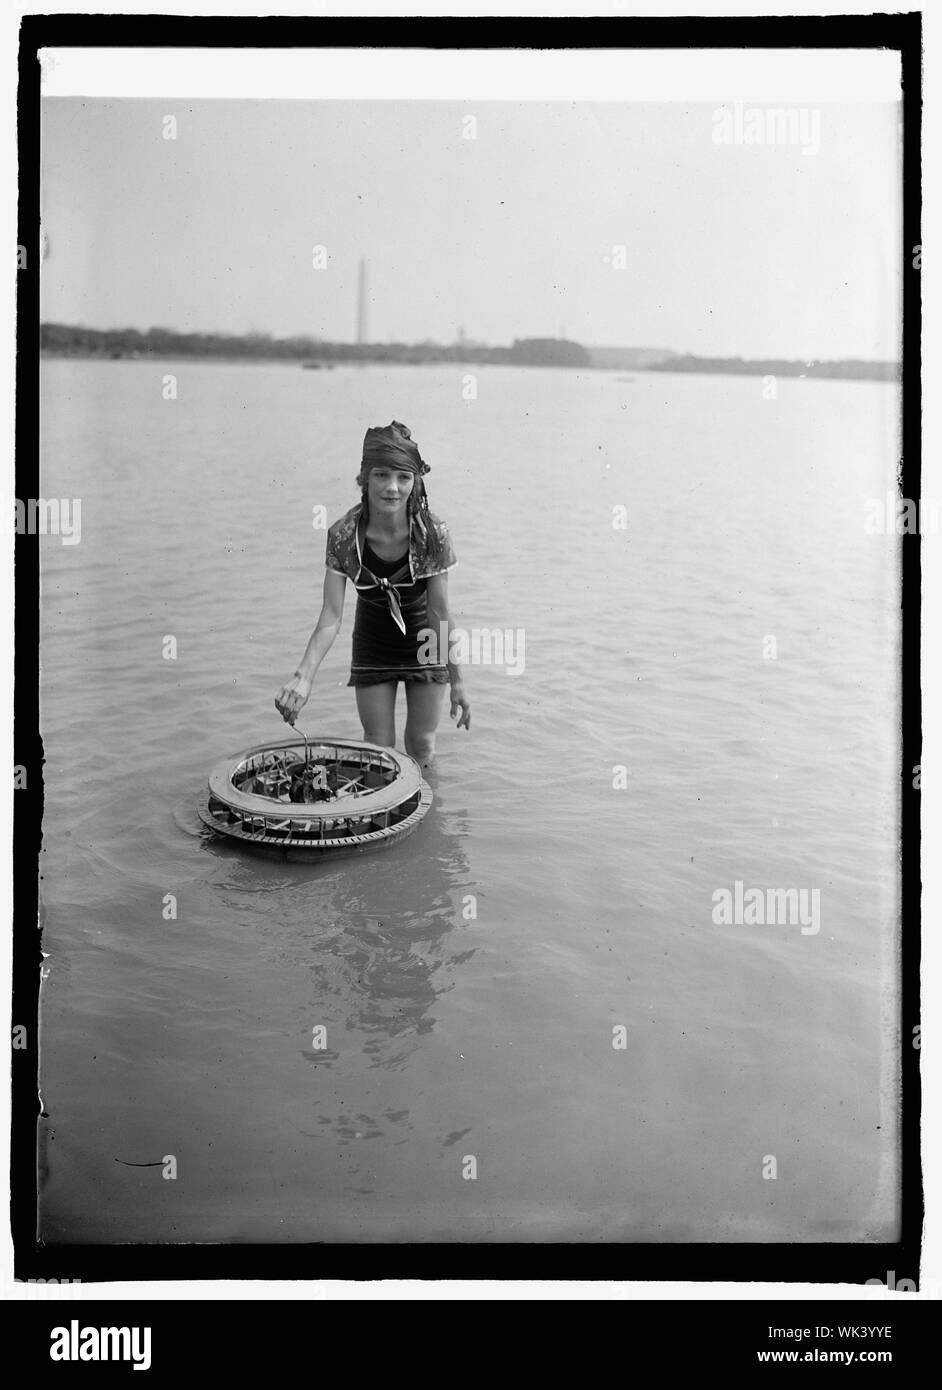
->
[198,734,433,859]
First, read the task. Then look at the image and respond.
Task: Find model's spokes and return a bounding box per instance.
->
[334,774,368,797]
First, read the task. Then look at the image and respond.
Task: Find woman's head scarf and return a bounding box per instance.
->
[360,421,431,477]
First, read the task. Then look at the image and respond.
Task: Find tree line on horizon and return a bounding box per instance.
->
[39,323,899,380]
[39,323,592,367]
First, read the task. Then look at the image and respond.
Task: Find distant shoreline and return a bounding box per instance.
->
[39,325,900,384]
[39,348,901,383]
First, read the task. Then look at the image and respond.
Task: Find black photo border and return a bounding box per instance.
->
[13,10,923,1287]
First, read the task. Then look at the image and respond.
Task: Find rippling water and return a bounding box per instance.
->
[38,358,900,1242]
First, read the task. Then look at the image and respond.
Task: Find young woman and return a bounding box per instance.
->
[275,421,471,767]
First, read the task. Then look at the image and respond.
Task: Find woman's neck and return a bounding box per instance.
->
[366,508,409,540]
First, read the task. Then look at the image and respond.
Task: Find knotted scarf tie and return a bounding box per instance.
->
[357,553,412,635]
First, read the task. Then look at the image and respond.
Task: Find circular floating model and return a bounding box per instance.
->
[198,734,433,859]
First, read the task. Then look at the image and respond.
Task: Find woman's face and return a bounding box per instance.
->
[366,465,415,517]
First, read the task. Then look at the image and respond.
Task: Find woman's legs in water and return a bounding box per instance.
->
[355,682,397,746]
[404,681,446,767]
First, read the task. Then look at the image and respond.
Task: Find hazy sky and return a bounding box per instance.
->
[40,98,901,359]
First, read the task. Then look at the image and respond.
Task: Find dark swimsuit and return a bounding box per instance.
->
[347,539,449,688]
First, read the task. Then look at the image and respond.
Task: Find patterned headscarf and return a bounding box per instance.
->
[360,420,431,476]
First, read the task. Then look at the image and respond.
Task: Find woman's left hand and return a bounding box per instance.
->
[449,682,471,731]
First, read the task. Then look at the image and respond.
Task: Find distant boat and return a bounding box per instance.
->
[301,361,336,371]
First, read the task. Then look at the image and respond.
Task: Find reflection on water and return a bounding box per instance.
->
[203,788,473,1081]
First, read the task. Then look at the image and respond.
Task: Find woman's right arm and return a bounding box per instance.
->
[274,568,348,725]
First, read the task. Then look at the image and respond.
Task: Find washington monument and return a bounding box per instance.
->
[356,257,369,345]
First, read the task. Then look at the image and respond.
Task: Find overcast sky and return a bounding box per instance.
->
[40,98,900,359]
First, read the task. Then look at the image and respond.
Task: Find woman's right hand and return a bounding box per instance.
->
[275,672,312,726]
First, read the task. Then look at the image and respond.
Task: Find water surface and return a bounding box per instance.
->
[38,358,901,1242]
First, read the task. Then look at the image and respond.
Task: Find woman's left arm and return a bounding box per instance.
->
[426,573,471,731]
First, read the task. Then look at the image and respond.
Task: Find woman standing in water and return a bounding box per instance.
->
[275,421,471,767]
